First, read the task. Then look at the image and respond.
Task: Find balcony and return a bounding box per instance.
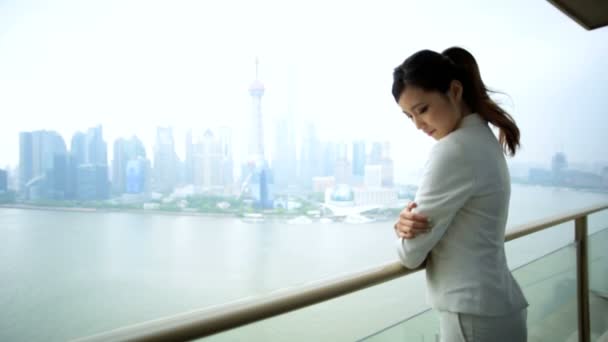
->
[76,204,608,342]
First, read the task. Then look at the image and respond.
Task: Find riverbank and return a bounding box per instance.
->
[0,203,242,218]
[0,203,333,221]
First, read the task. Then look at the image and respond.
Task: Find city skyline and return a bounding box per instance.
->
[1,0,608,179]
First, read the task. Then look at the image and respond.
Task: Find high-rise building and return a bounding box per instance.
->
[85,125,108,166]
[185,129,194,185]
[299,123,322,189]
[60,126,110,200]
[243,59,273,207]
[193,130,222,192]
[113,139,127,194]
[381,142,394,187]
[246,161,274,208]
[218,126,234,192]
[365,141,394,188]
[192,128,234,194]
[369,142,383,165]
[0,169,7,192]
[552,152,568,174]
[19,132,33,193]
[153,127,178,193]
[248,58,266,161]
[112,136,146,194]
[7,166,18,192]
[71,132,87,165]
[334,143,351,185]
[273,117,297,190]
[364,165,383,188]
[80,125,110,200]
[67,132,87,199]
[125,157,148,194]
[321,142,337,178]
[49,154,68,199]
[77,164,109,200]
[352,140,366,182]
[19,130,67,199]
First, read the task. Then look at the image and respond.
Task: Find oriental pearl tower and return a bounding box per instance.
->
[242,58,273,208]
[248,58,265,161]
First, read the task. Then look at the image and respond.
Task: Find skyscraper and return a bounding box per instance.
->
[352,140,366,184]
[49,154,68,199]
[193,129,222,192]
[218,126,234,192]
[321,142,337,177]
[19,130,67,199]
[153,127,178,193]
[369,142,383,165]
[125,157,148,194]
[334,142,351,185]
[364,141,394,188]
[381,142,394,187]
[0,169,7,193]
[112,136,146,194]
[77,164,109,200]
[273,117,297,190]
[19,132,33,194]
[185,129,194,185]
[299,123,322,189]
[71,125,110,200]
[67,132,87,199]
[242,59,273,207]
[364,165,383,188]
[85,125,108,166]
[248,58,265,161]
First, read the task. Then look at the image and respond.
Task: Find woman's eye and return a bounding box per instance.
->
[419,106,428,114]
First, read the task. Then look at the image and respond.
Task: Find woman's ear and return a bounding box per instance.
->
[449,80,463,102]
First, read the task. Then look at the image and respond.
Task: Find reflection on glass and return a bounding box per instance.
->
[362,243,579,342]
[589,228,608,341]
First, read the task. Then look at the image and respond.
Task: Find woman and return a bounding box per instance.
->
[392,47,528,342]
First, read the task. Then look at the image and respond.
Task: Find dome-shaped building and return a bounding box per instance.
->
[325,184,355,207]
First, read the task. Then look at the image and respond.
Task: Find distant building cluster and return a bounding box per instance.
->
[0,169,7,193]
[8,59,398,209]
[18,126,110,201]
[528,152,608,190]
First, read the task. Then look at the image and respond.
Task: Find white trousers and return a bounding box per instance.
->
[438,309,527,342]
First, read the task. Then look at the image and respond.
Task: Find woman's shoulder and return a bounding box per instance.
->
[429,135,469,170]
[436,120,493,155]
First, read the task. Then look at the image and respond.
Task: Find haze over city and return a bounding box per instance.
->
[1,0,608,184]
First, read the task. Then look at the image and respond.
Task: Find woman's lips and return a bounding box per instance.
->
[427,130,435,136]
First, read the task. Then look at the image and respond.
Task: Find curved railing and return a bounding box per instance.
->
[75,203,608,342]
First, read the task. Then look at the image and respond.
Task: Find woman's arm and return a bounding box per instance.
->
[395,140,476,268]
[394,202,430,239]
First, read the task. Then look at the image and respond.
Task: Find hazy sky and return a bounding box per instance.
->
[1,0,607,182]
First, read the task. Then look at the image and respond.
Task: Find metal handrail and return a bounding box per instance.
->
[75,203,608,342]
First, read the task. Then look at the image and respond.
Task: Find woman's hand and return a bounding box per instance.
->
[394,202,430,239]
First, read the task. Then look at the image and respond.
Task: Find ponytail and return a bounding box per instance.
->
[441,47,520,156]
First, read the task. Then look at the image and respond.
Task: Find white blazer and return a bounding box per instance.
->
[396,113,528,316]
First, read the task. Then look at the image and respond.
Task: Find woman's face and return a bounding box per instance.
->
[397,82,464,140]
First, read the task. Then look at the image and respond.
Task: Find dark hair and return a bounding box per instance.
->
[392,47,520,156]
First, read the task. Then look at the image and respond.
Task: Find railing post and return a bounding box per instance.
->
[575,215,590,342]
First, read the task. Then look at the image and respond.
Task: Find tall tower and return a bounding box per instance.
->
[243,58,273,208]
[249,57,265,161]
[153,127,178,193]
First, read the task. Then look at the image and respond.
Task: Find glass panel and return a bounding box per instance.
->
[589,228,608,341]
[361,243,578,342]
[360,308,437,342]
[517,244,578,341]
[197,271,431,342]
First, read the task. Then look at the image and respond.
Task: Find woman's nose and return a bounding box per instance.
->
[413,116,425,130]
